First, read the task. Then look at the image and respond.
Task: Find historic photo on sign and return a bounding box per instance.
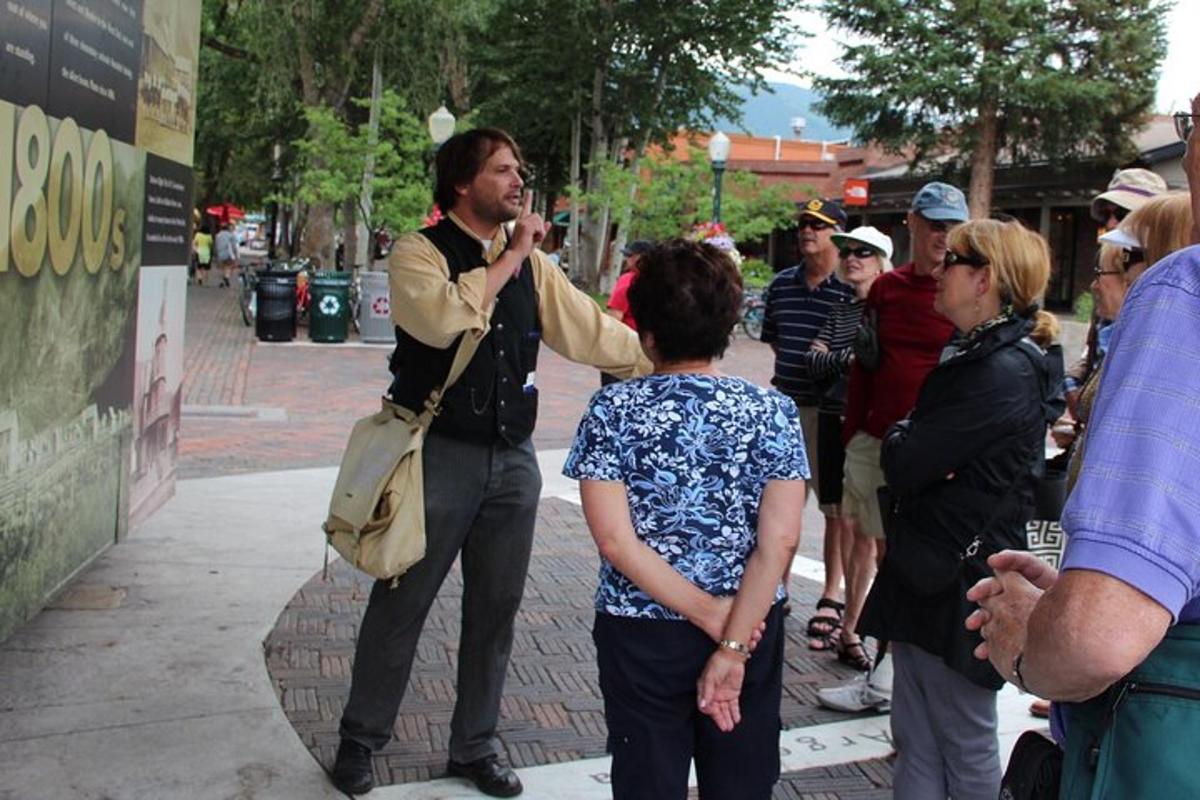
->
[135,0,200,165]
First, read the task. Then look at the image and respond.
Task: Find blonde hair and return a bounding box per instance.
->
[947,219,1060,347]
[1119,192,1193,268]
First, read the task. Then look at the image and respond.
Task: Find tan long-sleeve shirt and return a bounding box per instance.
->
[388,212,651,378]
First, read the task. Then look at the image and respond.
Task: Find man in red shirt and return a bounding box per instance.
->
[818,181,967,713]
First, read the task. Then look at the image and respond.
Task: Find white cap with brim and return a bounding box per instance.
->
[831,226,894,260]
[1097,228,1141,250]
[1090,168,1168,222]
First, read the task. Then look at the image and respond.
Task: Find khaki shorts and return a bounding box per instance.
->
[843,432,885,539]
[797,405,820,504]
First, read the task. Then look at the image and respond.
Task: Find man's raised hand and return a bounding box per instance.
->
[510,192,551,261]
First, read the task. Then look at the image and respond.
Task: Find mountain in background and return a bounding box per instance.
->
[714,82,853,143]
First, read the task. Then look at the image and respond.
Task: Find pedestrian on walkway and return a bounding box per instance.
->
[564,239,806,800]
[761,197,854,650]
[817,182,965,714]
[192,223,213,286]
[802,226,893,673]
[331,128,651,798]
[861,218,1063,800]
[214,220,239,288]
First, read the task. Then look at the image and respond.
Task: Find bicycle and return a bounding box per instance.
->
[740,289,765,339]
[239,266,258,326]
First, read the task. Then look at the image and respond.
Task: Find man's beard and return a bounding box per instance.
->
[473,195,520,227]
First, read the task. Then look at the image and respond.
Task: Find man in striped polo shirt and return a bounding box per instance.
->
[762,198,855,647]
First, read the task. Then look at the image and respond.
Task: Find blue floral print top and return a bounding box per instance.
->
[563,374,809,619]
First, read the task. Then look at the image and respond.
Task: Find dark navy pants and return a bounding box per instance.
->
[592,601,785,799]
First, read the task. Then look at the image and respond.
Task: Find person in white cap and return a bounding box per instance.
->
[1090,167,1169,232]
[800,226,894,673]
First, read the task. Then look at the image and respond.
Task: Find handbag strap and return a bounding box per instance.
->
[412,331,482,428]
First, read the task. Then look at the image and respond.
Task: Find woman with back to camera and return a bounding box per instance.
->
[563,239,808,799]
[857,219,1064,799]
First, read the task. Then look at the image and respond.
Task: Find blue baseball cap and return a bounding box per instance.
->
[910,182,968,222]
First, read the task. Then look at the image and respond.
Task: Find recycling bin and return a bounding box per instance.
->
[358,270,395,343]
[309,271,351,343]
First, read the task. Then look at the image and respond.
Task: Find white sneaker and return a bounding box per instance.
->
[817,656,893,713]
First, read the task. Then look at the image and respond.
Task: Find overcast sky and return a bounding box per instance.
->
[768,4,1197,113]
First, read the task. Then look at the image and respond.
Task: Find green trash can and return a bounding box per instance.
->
[309,271,352,343]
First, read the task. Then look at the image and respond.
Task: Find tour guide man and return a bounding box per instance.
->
[331,128,651,797]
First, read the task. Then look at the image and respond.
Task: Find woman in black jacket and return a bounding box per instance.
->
[858,219,1064,799]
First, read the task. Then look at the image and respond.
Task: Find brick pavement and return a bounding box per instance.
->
[178,282,776,478]
[266,498,892,797]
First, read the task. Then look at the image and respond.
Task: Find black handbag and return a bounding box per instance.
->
[877,472,1023,597]
[1001,729,1062,800]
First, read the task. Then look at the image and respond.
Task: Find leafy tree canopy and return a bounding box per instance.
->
[814,0,1169,215]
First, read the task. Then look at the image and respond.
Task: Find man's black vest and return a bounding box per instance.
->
[387,219,540,446]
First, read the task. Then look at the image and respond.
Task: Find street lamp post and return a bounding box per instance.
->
[267,142,282,261]
[707,131,731,224]
[427,105,456,150]
[426,106,456,207]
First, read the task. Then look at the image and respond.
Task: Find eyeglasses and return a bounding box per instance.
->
[943,249,988,268]
[1092,266,1123,277]
[1174,112,1198,142]
[839,246,878,259]
[797,218,832,231]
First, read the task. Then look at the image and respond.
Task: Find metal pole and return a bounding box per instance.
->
[712,162,726,223]
[268,143,282,260]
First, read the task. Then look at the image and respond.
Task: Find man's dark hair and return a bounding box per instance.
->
[628,239,743,363]
[433,128,523,213]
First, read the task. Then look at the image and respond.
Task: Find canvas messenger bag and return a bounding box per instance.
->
[323,332,480,581]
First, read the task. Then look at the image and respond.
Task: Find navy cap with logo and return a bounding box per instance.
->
[797,198,848,229]
[910,182,968,222]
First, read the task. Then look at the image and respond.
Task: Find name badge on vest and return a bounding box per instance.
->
[523,372,536,394]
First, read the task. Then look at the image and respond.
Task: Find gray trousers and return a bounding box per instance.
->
[339,431,542,762]
[891,642,1001,800]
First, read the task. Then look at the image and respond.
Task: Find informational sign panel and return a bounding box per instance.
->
[0,0,53,109]
[0,0,199,642]
[47,0,142,144]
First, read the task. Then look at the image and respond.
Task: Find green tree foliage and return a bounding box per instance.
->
[814,0,1169,216]
[473,0,802,287]
[573,147,797,244]
[291,91,432,237]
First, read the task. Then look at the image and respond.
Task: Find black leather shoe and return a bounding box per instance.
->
[331,739,374,795]
[446,755,523,797]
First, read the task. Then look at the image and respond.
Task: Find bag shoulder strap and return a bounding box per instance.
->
[413,332,481,427]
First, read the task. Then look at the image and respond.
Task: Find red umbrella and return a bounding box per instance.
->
[205,202,246,224]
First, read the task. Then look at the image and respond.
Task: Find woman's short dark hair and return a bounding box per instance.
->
[628,239,743,363]
[433,128,523,213]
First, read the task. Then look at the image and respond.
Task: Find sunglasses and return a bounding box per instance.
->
[916,216,954,233]
[839,246,878,259]
[943,249,988,268]
[1174,112,1198,142]
[797,218,832,231]
[1098,204,1130,224]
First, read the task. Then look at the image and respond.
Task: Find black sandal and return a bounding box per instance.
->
[836,634,873,671]
[806,598,844,650]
